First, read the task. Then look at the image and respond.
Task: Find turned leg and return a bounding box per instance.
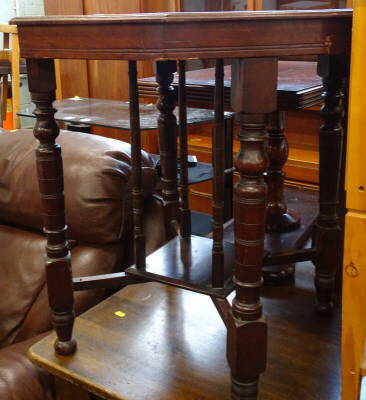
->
[128,60,146,268]
[265,110,300,233]
[212,59,225,288]
[227,58,278,400]
[27,59,76,355]
[224,116,234,222]
[156,60,179,238]
[313,54,347,313]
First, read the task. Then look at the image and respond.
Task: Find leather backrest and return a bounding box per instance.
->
[0,129,157,244]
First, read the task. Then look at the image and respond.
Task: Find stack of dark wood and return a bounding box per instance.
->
[138,61,323,111]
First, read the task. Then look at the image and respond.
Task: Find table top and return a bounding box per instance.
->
[30,282,231,400]
[140,61,322,94]
[19,97,232,131]
[139,61,324,110]
[13,10,351,61]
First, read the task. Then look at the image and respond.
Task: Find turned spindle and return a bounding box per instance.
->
[178,60,191,239]
[313,54,347,313]
[128,60,146,268]
[156,60,179,238]
[212,59,225,288]
[27,58,76,355]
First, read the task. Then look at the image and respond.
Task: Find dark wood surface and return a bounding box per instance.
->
[139,61,324,110]
[13,10,352,60]
[30,263,341,400]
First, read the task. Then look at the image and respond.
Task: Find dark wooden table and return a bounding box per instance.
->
[13,9,352,400]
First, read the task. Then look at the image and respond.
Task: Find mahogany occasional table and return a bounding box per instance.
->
[12,9,351,400]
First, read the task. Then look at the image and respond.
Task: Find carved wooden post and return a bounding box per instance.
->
[212,59,225,288]
[178,60,191,239]
[128,60,146,268]
[265,110,300,232]
[26,58,76,355]
[313,54,347,313]
[156,60,179,238]
[228,58,277,400]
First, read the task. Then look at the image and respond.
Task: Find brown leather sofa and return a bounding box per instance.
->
[0,128,167,400]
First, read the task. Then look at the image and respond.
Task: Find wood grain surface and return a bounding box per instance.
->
[30,261,341,400]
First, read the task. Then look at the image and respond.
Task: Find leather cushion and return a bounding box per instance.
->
[0,128,157,244]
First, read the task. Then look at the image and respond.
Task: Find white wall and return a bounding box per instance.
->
[1,0,44,43]
[0,0,44,24]
[18,0,44,17]
[1,0,44,127]
[0,1,15,24]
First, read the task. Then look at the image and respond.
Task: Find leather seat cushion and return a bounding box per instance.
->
[0,128,157,244]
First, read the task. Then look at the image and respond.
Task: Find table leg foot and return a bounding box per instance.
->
[231,378,258,400]
[54,338,77,356]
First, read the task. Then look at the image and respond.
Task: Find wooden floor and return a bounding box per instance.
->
[260,260,341,400]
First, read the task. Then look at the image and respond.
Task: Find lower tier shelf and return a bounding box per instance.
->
[126,185,318,297]
[126,235,235,298]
